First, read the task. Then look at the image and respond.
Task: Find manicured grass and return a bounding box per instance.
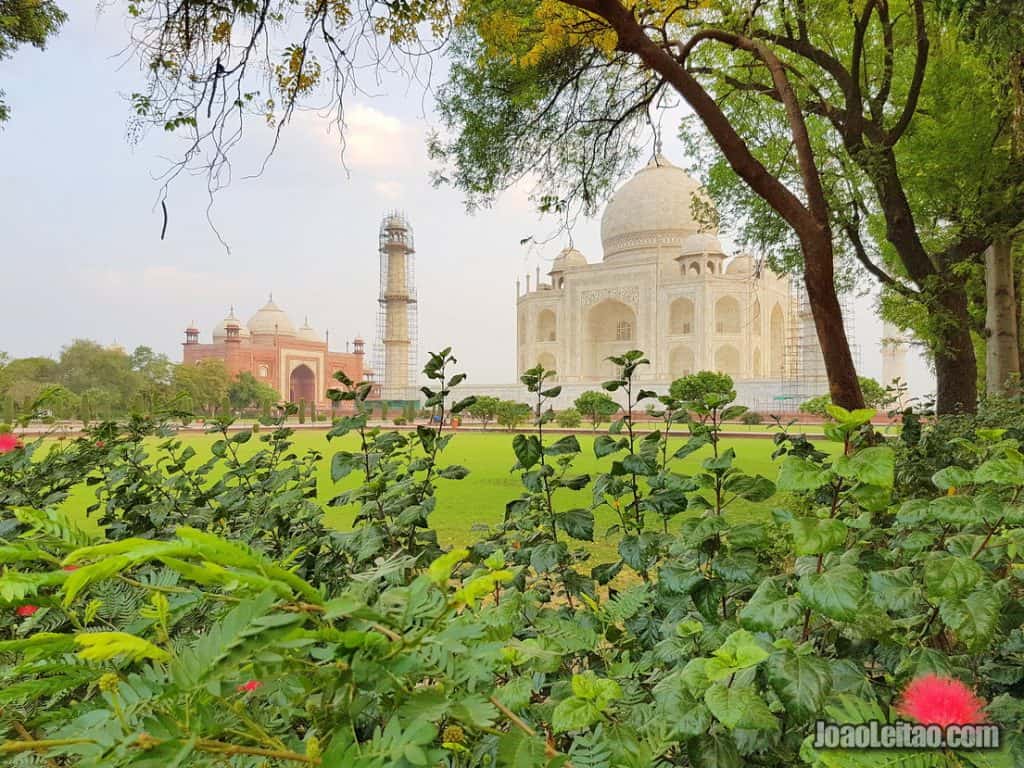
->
[58,429,840,561]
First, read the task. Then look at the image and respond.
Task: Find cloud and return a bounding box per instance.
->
[295,103,426,173]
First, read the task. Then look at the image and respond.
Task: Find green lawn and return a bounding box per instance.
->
[58,429,840,561]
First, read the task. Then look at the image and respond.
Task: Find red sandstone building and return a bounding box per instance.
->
[182,296,373,411]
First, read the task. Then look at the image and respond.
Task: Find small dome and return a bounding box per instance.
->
[726,254,755,275]
[549,247,588,273]
[297,317,319,342]
[600,155,713,261]
[679,232,724,256]
[213,307,251,341]
[247,295,296,336]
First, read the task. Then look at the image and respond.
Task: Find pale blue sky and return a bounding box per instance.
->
[0,0,931,394]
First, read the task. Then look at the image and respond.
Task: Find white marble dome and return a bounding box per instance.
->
[212,307,250,341]
[600,155,711,261]
[247,296,296,336]
[549,247,588,273]
[679,232,724,255]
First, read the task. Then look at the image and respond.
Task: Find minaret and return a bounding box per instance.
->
[373,212,418,400]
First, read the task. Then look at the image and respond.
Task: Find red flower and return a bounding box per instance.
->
[16,605,39,617]
[0,433,21,454]
[897,674,987,727]
[63,565,79,572]
[95,440,105,449]
[236,680,263,693]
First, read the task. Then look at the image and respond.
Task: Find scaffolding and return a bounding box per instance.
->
[372,212,419,402]
[773,278,860,413]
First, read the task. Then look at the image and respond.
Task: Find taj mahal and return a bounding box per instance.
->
[475,153,881,411]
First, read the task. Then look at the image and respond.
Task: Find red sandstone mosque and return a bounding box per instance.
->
[182,296,372,411]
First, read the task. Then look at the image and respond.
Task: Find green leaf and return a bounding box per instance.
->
[739,577,802,632]
[687,732,741,768]
[932,465,973,491]
[548,435,581,455]
[497,731,549,768]
[704,684,776,730]
[552,697,602,733]
[798,564,863,621]
[75,632,170,663]
[975,452,1024,485]
[923,554,984,600]
[571,672,621,706]
[777,457,830,491]
[428,549,468,585]
[557,508,594,541]
[594,435,625,458]
[705,629,770,681]
[790,518,847,556]
[939,585,1003,651]
[512,434,542,469]
[767,651,832,719]
[833,447,894,488]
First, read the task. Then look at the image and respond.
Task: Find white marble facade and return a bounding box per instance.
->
[516,155,793,389]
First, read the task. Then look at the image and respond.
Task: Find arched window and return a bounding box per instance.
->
[616,320,633,341]
[751,299,762,336]
[752,347,762,377]
[258,363,270,378]
[586,299,638,378]
[537,352,557,376]
[706,260,715,274]
[689,262,701,275]
[670,346,695,379]
[715,296,742,334]
[669,298,695,335]
[536,309,557,342]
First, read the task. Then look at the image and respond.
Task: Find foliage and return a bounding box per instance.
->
[740,411,763,426]
[0,0,67,122]
[2,347,1024,767]
[172,359,231,417]
[494,399,530,431]
[573,390,618,431]
[555,407,581,429]
[801,378,891,417]
[466,394,500,429]
[227,372,279,414]
[669,370,735,404]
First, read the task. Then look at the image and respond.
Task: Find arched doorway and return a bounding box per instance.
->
[752,347,762,377]
[715,345,741,378]
[770,304,785,377]
[585,299,637,379]
[669,298,695,335]
[715,296,741,334]
[536,310,557,342]
[289,364,316,404]
[670,346,695,379]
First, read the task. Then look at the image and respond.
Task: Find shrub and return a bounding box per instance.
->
[555,407,581,428]
[393,417,406,425]
[495,399,531,430]
[669,369,735,403]
[573,390,618,430]
[4,350,1024,767]
[741,410,763,425]
[0,422,10,434]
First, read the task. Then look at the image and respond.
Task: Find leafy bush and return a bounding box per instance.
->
[573,390,618,430]
[495,399,530,430]
[669,370,735,403]
[1,348,1023,767]
[801,377,890,416]
[741,410,763,425]
[555,407,581,428]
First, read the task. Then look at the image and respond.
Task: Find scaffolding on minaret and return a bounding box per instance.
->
[778,278,861,411]
[372,211,419,401]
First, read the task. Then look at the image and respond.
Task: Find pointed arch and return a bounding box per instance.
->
[669,297,695,335]
[715,296,741,334]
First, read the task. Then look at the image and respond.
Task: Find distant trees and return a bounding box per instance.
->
[801,377,890,417]
[574,391,619,431]
[227,372,280,414]
[555,407,582,429]
[466,395,500,429]
[172,360,231,417]
[669,372,735,405]
[495,400,531,431]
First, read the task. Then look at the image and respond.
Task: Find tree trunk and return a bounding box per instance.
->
[935,283,979,414]
[985,239,1021,396]
[803,235,864,410]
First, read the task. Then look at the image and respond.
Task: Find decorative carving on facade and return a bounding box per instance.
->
[580,286,640,309]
